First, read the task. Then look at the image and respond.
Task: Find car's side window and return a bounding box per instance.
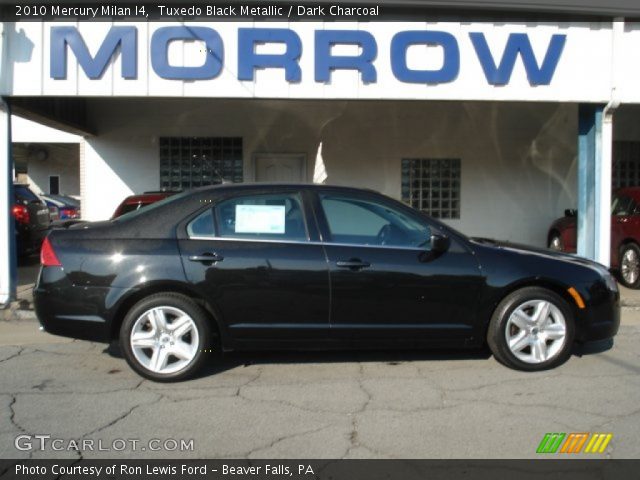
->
[214,193,308,241]
[319,193,431,248]
[187,209,216,238]
[612,196,634,216]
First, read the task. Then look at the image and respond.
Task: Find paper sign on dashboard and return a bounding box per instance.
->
[235,205,286,234]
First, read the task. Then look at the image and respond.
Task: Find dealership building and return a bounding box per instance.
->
[2,2,640,303]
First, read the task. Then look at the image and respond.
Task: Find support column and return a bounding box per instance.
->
[0,99,16,305]
[577,103,612,267]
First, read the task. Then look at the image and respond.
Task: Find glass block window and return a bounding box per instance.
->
[159,137,243,191]
[401,158,461,219]
[613,141,640,189]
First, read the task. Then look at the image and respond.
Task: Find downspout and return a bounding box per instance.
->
[596,18,623,267]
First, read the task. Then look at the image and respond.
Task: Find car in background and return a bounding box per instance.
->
[35,184,619,381]
[111,191,176,219]
[41,194,81,220]
[548,187,640,288]
[12,184,51,257]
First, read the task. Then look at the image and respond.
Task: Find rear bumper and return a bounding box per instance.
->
[33,267,112,343]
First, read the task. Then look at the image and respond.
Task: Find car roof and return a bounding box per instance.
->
[188,183,378,195]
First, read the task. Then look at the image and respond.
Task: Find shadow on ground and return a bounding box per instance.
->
[103,338,615,380]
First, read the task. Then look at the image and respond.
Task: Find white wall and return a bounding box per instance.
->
[83,98,577,247]
[24,145,80,197]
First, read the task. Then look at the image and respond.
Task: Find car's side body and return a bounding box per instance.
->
[35,184,619,354]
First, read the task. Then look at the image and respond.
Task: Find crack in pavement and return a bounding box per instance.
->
[244,425,336,458]
[0,347,24,364]
[342,363,374,459]
[79,394,163,439]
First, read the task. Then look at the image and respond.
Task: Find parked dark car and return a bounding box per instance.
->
[548,187,640,289]
[13,184,51,257]
[111,191,175,219]
[41,194,81,220]
[35,184,619,381]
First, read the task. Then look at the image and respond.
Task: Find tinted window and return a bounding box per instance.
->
[319,194,431,248]
[215,193,307,241]
[612,196,637,216]
[187,209,215,238]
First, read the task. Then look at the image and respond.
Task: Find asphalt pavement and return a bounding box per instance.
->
[0,310,639,460]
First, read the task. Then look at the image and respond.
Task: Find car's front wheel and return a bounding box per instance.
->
[120,293,212,382]
[487,287,575,371]
[619,243,640,289]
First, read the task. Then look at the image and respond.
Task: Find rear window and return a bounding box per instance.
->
[14,185,41,204]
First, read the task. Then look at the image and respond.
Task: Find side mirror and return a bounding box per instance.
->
[430,233,450,253]
[564,209,577,218]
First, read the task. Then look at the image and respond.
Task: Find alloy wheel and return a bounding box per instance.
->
[621,247,640,286]
[505,299,567,364]
[130,306,200,374]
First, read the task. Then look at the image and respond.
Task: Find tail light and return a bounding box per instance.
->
[12,204,30,224]
[41,237,62,267]
[60,208,79,219]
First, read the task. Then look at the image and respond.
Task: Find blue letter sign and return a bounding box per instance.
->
[391,31,460,84]
[315,30,377,83]
[50,26,137,79]
[238,29,302,82]
[469,32,566,85]
[151,26,223,80]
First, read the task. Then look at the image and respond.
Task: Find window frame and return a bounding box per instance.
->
[310,188,442,251]
[184,189,314,244]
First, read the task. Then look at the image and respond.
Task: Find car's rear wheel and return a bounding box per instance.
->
[487,287,575,371]
[619,243,640,289]
[119,293,212,382]
[548,232,563,251]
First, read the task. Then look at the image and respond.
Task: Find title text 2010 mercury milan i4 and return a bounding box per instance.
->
[34,184,620,381]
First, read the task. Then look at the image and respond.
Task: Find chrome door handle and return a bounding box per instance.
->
[336,260,371,270]
[189,253,224,263]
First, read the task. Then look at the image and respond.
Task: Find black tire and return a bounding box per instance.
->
[487,287,575,371]
[119,293,213,382]
[548,231,563,251]
[618,243,640,289]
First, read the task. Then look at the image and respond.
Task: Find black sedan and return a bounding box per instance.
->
[34,184,620,381]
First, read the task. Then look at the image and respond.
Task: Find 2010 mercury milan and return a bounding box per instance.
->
[34,184,620,381]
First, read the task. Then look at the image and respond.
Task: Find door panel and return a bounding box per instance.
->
[312,189,483,343]
[180,239,330,341]
[324,244,482,341]
[178,190,329,344]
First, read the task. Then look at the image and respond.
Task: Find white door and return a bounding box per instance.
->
[254,154,306,182]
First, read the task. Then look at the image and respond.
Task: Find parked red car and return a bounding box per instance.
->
[548,187,640,288]
[111,191,176,219]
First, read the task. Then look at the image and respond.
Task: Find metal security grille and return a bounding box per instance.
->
[401,158,461,219]
[613,141,640,189]
[159,137,243,191]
